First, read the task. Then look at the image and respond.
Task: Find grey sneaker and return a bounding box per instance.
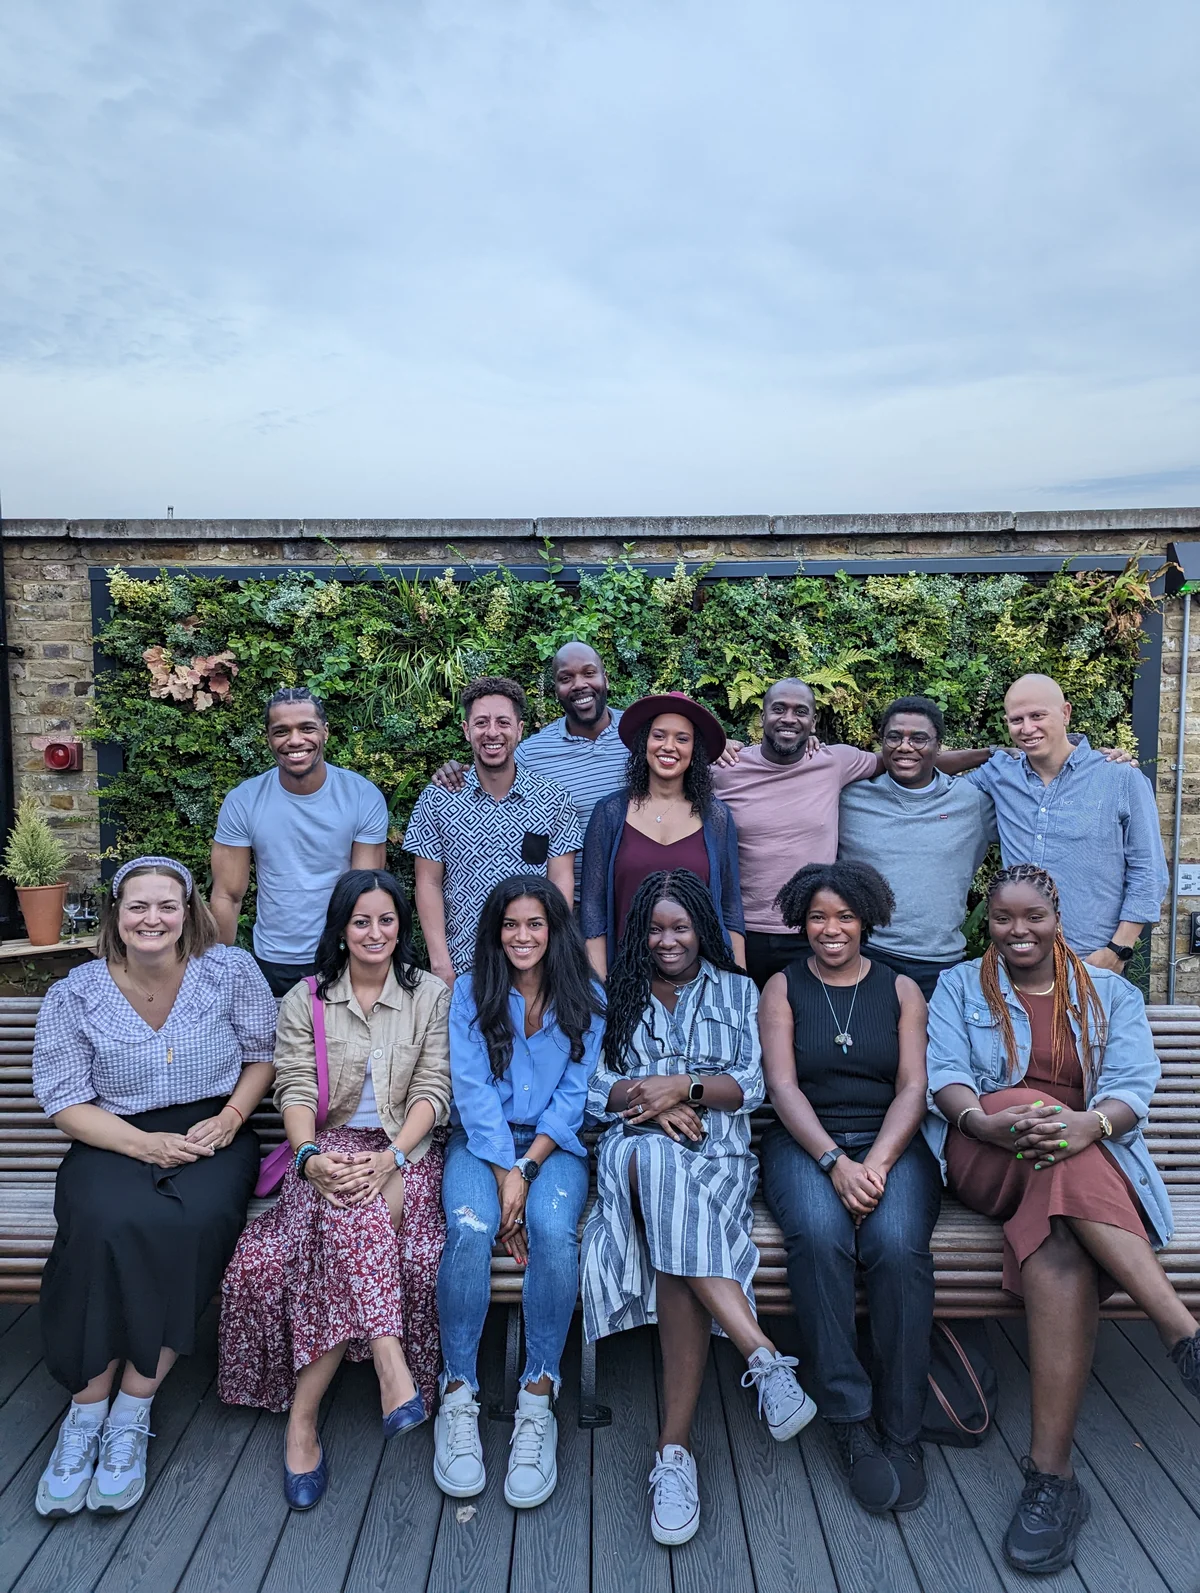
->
[36,1407,102,1517]
[86,1407,153,1513]
[742,1347,817,1441]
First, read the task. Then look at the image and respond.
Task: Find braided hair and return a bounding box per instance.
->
[981,863,1108,1088]
[623,721,714,819]
[603,869,746,1074]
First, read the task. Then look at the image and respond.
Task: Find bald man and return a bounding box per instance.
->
[965,674,1168,968]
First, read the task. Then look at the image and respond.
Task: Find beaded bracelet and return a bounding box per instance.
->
[956,1105,985,1137]
[293,1142,320,1179]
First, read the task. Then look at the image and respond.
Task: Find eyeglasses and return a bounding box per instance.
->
[882,731,934,749]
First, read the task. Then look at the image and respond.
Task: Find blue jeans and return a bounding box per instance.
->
[761,1124,941,1444]
[437,1128,589,1397]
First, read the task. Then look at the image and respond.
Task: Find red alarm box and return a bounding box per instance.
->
[44,741,83,771]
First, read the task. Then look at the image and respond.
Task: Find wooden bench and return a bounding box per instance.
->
[4,998,1200,1426]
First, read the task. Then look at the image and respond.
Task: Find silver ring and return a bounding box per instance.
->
[635,1103,644,1115]
[515,1217,526,1227]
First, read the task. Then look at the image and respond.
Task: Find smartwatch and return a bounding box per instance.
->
[515,1156,540,1184]
[817,1147,845,1175]
[687,1074,705,1104]
[1105,940,1135,964]
[390,1146,408,1170]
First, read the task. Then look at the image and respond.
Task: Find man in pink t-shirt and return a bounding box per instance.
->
[713,679,990,987]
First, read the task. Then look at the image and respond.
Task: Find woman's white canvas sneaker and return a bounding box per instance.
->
[742,1347,817,1442]
[433,1385,486,1498]
[648,1445,700,1545]
[504,1389,558,1508]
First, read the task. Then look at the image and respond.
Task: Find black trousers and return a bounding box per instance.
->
[866,947,962,1002]
[744,931,808,989]
[253,954,316,999]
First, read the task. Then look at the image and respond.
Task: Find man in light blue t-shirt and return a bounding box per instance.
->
[210,686,388,995]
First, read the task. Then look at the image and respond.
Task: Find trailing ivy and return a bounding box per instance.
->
[90,554,1155,948]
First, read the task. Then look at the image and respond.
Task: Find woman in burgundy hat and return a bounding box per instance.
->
[579,693,745,978]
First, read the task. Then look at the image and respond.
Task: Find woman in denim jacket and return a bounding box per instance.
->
[927,864,1200,1577]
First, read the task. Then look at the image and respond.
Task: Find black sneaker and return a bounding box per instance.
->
[1003,1459,1090,1575]
[1170,1329,1200,1402]
[830,1421,900,1513]
[882,1437,926,1511]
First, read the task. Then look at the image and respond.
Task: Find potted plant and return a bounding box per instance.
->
[2,798,69,946]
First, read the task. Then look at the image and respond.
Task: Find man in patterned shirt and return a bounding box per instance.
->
[404,677,581,987]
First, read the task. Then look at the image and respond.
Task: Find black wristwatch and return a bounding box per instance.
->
[515,1156,540,1184]
[1105,940,1135,964]
[818,1147,845,1175]
[687,1074,705,1103]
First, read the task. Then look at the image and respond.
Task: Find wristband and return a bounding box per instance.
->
[294,1142,320,1179]
[956,1106,985,1137]
[222,1101,244,1125]
[1104,941,1135,965]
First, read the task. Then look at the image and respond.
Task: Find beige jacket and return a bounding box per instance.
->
[273,965,452,1162]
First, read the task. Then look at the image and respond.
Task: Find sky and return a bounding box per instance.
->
[1,1,1198,519]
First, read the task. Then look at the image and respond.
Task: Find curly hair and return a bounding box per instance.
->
[461,675,527,719]
[313,870,419,999]
[623,720,714,818]
[879,694,945,742]
[469,875,603,1080]
[774,861,895,942]
[981,864,1107,1089]
[603,869,745,1073]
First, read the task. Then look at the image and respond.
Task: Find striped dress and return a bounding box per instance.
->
[580,962,765,1343]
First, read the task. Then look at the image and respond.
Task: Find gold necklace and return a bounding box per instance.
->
[1016,981,1055,998]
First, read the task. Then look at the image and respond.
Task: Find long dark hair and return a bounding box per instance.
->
[313,870,419,1000]
[470,875,603,1080]
[623,721,714,818]
[603,869,745,1074]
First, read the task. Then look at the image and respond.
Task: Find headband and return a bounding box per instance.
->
[111,855,194,902]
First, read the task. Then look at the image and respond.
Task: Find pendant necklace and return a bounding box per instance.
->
[815,957,865,1054]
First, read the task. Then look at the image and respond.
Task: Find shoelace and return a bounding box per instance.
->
[648,1454,698,1513]
[740,1352,800,1419]
[52,1419,97,1479]
[1017,1464,1070,1526]
[445,1401,482,1459]
[1172,1333,1200,1383]
[834,1423,880,1464]
[99,1419,154,1479]
[509,1409,550,1467]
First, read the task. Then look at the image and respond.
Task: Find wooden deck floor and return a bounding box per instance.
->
[1,1306,1199,1593]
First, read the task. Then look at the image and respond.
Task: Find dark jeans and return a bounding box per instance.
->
[253,955,316,999]
[867,947,961,1002]
[744,931,807,989]
[761,1123,941,1444]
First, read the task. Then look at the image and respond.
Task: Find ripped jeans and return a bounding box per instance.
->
[437,1127,589,1397]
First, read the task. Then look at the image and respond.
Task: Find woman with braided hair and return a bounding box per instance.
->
[928,863,1200,1576]
[580,869,815,1549]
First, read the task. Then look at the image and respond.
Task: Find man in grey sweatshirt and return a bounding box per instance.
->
[838,696,997,1000]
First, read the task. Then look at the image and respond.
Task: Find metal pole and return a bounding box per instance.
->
[1168,591,1192,1004]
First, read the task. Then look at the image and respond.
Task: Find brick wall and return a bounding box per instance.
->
[4,510,1199,996]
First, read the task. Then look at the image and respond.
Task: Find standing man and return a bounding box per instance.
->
[210,686,389,996]
[965,673,1168,967]
[838,697,998,999]
[404,676,581,987]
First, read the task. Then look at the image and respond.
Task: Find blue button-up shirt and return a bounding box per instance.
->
[966,738,1168,954]
[448,973,604,1169]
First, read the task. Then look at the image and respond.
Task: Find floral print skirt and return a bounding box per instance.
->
[217,1126,446,1412]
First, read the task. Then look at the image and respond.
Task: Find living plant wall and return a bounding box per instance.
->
[92,554,1154,943]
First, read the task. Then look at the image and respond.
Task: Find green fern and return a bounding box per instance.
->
[2,799,67,889]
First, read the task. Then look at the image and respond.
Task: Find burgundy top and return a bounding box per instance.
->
[613,821,710,947]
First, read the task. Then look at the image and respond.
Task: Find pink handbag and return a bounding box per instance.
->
[254,976,330,1197]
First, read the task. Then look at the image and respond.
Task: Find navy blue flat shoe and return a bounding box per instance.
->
[283,1438,328,1510]
[383,1392,428,1438]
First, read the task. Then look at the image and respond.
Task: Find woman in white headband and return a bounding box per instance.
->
[30,855,277,1520]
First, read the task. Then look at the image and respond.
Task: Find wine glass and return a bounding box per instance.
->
[63,891,83,943]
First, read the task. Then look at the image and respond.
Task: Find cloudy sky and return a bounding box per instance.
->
[2,1,1198,518]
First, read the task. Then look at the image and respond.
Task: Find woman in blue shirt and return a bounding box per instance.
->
[434,874,604,1512]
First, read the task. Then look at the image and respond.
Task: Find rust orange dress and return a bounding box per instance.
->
[946,990,1148,1297]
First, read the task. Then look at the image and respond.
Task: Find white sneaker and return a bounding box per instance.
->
[741,1347,817,1442]
[86,1404,153,1513]
[433,1385,486,1498]
[649,1445,700,1545]
[504,1389,558,1509]
[36,1406,103,1517]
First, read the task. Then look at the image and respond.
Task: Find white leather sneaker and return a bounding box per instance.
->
[433,1385,486,1498]
[648,1445,700,1545]
[87,1404,153,1513]
[36,1406,102,1517]
[504,1389,558,1509]
[742,1347,817,1441]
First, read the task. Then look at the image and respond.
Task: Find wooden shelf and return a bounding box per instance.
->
[0,936,98,962]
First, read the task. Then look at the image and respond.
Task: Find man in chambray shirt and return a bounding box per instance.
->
[965,674,1168,970]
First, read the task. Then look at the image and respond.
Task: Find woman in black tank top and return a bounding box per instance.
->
[758,861,940,1517]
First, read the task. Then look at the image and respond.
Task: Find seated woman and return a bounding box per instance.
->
[434,875,603,1510]
[32,856,275,1519]
[580,692,744,978]
[580,868,814,1549]
[758,861,939,1515]
[219,869,452,1510]
[929,863,1200,1576]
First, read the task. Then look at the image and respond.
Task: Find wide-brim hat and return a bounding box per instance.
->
[618,692,727,760]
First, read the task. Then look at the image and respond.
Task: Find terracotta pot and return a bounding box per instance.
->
[16,882,68,946]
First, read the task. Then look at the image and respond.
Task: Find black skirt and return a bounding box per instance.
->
[41,1096,260,1392]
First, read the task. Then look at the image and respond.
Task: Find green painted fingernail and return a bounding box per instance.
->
[1034,1162,1044,1170]
[1033,1100,1044,1107]
[1015,1152,1024,1159]
[1010,1125,1017,1133]
[1058,1139,1068,1148]
[1053,1105,1063,1112]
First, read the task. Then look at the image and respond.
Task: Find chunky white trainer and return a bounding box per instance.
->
[741,1347,817,1442]
[648,1445,700,1545]
[87,1405,153,1513]
[36,1406,103,1517]
[433,1385,486,1498]
[504,1389,558,1509]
